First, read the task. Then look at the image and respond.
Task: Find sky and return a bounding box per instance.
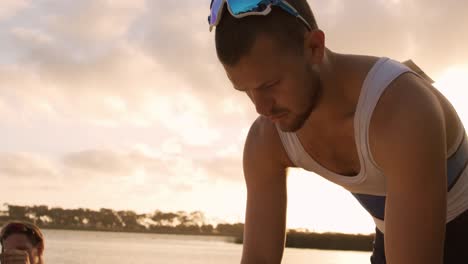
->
[0,0,467,234]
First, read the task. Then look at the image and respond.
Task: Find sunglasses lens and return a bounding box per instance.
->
[209,0,224,25]
[228,0,268,15]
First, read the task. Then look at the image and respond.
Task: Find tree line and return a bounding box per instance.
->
[0,204,374,251]
[0,204,243,237]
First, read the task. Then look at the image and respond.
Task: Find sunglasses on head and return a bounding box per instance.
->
[0,222,42,248]
[208,0,312,32]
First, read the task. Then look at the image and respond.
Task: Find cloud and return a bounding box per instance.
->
[313,0,468,76]
[0,42,187,119]
[0,99,11,120]
[33,0,146,42]
[129,1,249,109]
[0,139,244,186]
[0,0,254,140]
[0,142,245,217]
[2,0,467,128]
[1,26,250,147]
[0,148,246,218]
[200,156,244,182]
[0,0,30,21]
[62,149,137,177]
[60,143,243,183]
[11,27,54,45]
[0,152,58,179]
[1,0,464,182]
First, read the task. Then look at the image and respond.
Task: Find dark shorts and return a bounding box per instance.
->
[370,209,468,264]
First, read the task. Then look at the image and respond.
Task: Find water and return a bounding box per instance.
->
[43,229,371,264]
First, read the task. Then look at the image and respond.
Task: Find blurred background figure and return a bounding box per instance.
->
[0,221,44,264]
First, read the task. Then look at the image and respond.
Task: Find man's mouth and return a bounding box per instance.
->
[267,112,287,122]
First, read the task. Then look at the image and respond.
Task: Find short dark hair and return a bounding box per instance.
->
[215,0,318,66]
[0,221,44,250]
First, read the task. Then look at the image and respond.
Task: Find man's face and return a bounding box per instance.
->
[224,34,322,132]
[3,234,41,264]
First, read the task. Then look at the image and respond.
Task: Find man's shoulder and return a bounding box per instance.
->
[244,116,293,167]
[245,116,281,153]
[371,72,439,129]
[369,72,446,166]
[248,116,277,141]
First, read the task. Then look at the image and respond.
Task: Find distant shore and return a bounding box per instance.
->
[38,225,235,238]
[37,226,374,252]
[3,223,375,252]
[1,204,374,252]
[235,230,374,252]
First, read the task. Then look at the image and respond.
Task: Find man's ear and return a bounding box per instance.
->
[304,29,325,64]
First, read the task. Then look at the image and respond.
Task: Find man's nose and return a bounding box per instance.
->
[250,90,274,116]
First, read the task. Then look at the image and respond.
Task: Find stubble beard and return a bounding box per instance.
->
[278,72,322,132]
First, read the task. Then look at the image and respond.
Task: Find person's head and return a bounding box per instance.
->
[1,221,45,264]
[212,0,326,131]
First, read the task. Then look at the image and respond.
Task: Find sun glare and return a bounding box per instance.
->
[287,169,375,234]
[433,66,468,126]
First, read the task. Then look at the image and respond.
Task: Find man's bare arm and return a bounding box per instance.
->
[241,117,291,264]
[370,73,446,264]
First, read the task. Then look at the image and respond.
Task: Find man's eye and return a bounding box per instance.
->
[263,80,280,90]
[260,84,275,92]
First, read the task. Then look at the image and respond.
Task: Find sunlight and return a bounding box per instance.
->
[434,66,468,89]
[433,65,468,126]
[287,169,375,234]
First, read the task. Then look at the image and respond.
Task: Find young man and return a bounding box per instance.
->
[208,0,468,263]
[0,221,45,264]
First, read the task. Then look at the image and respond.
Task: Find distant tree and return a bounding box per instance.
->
[0,203,375,252]
[48,207,65,226]
[188,211,206,226]
[176,211,189,226]
[200,224,214,234]
[99,208,120,229]
[33,205,49,218]
[216,223,244,237]
[117,210,142,230]
[8,205,27,220]
[151,211,178,226]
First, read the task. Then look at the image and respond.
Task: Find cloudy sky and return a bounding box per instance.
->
[1,0,467,234]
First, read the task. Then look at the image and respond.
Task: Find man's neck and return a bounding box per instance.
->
[312,50,356,122]
[305,51,379,128]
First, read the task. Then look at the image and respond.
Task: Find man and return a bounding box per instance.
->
[208,0,468,263]
[0,221,45,264]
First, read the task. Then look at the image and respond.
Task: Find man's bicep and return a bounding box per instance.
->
[241,119,289,264]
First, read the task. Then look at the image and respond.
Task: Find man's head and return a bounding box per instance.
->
[214,0,326,131]
[1,221,45,264]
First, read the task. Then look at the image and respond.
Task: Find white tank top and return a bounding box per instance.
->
[276,57,468,233]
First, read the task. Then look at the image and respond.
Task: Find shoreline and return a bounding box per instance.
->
[36,226,374,252]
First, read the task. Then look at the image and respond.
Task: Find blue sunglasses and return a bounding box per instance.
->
[208,0,312,32]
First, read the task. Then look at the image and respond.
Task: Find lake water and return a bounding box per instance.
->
[43,229,371,263]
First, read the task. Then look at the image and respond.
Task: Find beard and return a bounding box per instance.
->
[278,66,322,132]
